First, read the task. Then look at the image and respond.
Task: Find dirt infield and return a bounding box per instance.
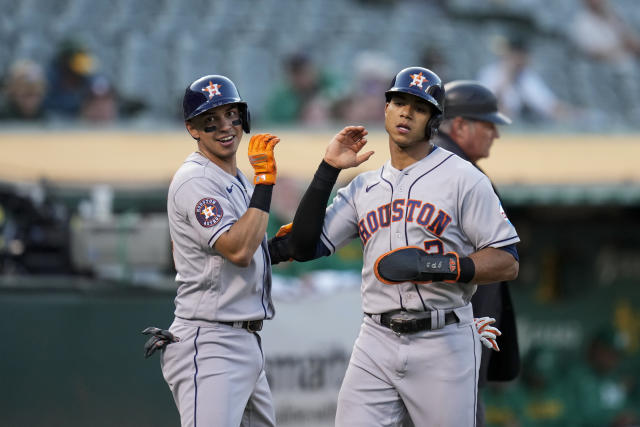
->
[1,130,638,185]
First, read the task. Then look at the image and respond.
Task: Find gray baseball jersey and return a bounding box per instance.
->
[162,152,276,427]
[326,146,519,426]
[168,152,274,322]
[320,146,519,313]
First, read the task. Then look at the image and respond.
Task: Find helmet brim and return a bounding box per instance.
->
[185,98,245,121]
[385,88,443,113]
[463,111,512,125]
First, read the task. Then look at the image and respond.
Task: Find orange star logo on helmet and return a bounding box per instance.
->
[202,81,222,99]
[410,72,428,88]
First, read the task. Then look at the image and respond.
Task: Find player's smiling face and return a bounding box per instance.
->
[186,104,244,164]
[384,93,432,147]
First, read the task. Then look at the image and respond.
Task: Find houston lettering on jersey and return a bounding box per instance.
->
[358,198,452,244]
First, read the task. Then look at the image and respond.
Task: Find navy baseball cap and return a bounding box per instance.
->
[443,80,511,125]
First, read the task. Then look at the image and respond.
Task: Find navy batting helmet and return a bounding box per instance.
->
[385,67,444,139]
[183,75,251,133]
[443,80,511,125]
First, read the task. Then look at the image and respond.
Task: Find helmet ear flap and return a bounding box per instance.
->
[240,105,251,133]
[425,113,442,140]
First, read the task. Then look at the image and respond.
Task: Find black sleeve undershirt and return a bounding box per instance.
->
[288,160,340,261]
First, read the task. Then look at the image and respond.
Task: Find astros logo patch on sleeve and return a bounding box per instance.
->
[499,203,512,225]
[195,198,223,227]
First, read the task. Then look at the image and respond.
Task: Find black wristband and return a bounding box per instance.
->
[249,184,273,213]
[311,160,341,189]
[458,257,476,283]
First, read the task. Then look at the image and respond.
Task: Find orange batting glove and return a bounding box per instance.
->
[275,222,292,238]
[248,133,280,185]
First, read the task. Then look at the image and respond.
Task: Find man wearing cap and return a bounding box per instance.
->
[434,80,520,427]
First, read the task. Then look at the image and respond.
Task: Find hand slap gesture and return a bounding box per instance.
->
[324,126,374,169]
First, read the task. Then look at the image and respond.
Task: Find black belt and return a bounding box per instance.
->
[219,320,263,332]
[365,311,458,334]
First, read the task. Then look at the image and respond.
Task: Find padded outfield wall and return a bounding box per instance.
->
[1,130,639,184]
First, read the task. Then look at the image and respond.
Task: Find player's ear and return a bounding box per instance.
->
[452,117,467,135]
[185,121,200,141]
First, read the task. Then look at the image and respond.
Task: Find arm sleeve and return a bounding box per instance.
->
[268,234,330,265]
[288,160,341,261]
[318,184,361,253]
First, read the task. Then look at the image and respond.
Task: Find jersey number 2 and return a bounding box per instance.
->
[423,239,443,254]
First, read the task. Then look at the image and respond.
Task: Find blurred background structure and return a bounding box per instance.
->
[2,0,640,130]
[1,0,640,426]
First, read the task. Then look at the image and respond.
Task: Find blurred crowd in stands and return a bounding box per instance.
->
[1,0,639,130]
[0,39,144,124]
[483,326,640,427]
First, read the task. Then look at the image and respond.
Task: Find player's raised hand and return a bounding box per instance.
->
[248,133,280,185]
[324,126,374,169]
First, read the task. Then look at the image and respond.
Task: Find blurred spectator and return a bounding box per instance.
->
[333,50,395,125]
[80,75,118,123]
[569,0,640,68]
[44,38,96,118]
[516,346,573,427]
[566,327,638,427]
[477,35,576,124]
[481,382,522,427]
[0,59,47,121]
[262,52,341,126]
[419,44,451,80]
[568,0,640,119]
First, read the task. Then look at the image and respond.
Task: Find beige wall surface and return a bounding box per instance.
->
[1,130,638,185]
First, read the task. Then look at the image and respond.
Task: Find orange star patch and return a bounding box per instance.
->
[202,81,222,99]
[410,72,428,88]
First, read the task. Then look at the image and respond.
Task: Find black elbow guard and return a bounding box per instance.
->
[374,247,475,284]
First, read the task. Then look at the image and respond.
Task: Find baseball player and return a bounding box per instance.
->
[434,80,521,427]
[143,74,281,427]
[142,74,374,427]
[270,67,520,426]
